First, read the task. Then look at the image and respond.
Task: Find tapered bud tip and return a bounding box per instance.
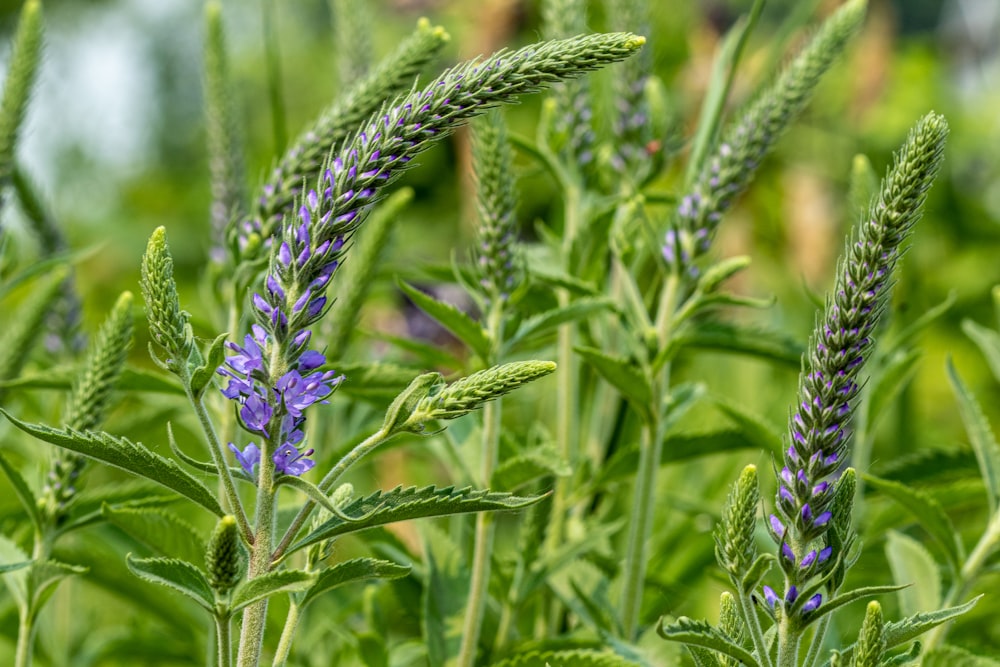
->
[23,0,41,16]
[149,226,167,246]
[866,600,881,614]
[205,1,221,20]
[626,35,646,49]
[219,514,236,529]
[114,291,134,310]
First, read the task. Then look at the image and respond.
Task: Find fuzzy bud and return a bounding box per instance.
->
[853,601,885,667]
[715,465,760,580]
[206,515,245,592]
[140,227,195,372]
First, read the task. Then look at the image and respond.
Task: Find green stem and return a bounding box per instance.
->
[802,614,830,667]
[457,304,505,667]
[271,601,301,667]
[777,620,800,667]
[924,508,1000,650]
[270,427,391,563]
[737,588,774,667]
[260,0,286,155]
[216,614,233,667]
[620,404,662,640]
[189,390,253,542]
[237,448,277,666]
[14,607,35,667]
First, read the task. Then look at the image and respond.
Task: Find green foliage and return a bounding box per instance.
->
[298,557,410,610]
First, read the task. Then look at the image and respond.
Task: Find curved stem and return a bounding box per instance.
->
[737,588,774,667]
[189,390,253,542]
[271,601,301,667]
[271,427,391,563]
[457,304,504,667]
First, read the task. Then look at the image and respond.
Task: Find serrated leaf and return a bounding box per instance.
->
[862,473,962,576]
[656,617,759,667]
[575,346,652,417]
[947,358,1000,515]
[0,365,184,395]
[491,451,570,491]
[125,554,214,611]
[878,597,981,655]
[299,557,410,610]
[230,569,314,612]
[0,560,29,574]
[189,332,228,398]
[669,321,803,367]
[102,505,205,565]
[713,397,784,454]
[289,485,543,555]
[0,410,224,517]
[809,584,908,622]
[60,480,179,535]
[399,281,492,361]
[489,649,641,667]
[885,530,941,616]
[0,449,41,531]
[422,524,466,666]
[922,645,1000,667]
[506,298,614,350]
[962,319,1000,385]
[28,559,88,610]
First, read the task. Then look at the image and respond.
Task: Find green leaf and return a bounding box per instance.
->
[0,365,185,395]
[848,153,878,221]
[125,554,214,611]
[299,557,410,610]
[189,332,229,398]
[398,280,492,361]
[59,479,179,535]
[808,584,908,622]
[575,346,652,417]
[866,349,921,431]
[713,397,785,454]
[528,265,601,296]
[422,523,466,666]
[491,451,570,492]
[0,410,224,517]
[0,449,41,531]
[289,485,543,555]
[947,358,1000,515]
[506,298,614,351]
[0,560,29,574]
[885,530,941,616]
[380,372,443,435]
[922,645,1000,667]
[489,649,641,667]
[101,505,205,565]
[669,321,803,367]
[876,597,981,655]
[962,319,1000,385]
[890,290,956,350]
[656,616,759,667]
[230,569,314,612]
[862,473,963,576]
[364,329,462,370]
[27,559,88,610]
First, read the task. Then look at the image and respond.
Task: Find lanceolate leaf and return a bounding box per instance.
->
[0,450,41,531]
[807,584,908,622]
[922,645,1000,667]
[668,321,803,367]
[101,505,205,565]
[398,281,492,361]
[656,617,759,667]
[946,358,1000,515]
[962,319,1000,385]
[299,558,410,610]
[289,485,543,555]
[0,560,29,574]
[506,297,614,350]
[28,559,88,610]
[831,596,982,665]
[866,348,921,431]
[329,360,423,402]
[0,365,185,395]
[125,555,214,612]
[862,473,963,575]
[491,451,571,492]
[489,649,641,667]
[575,346,652,417]
[885,530,941,616]
[230,569,314,612]
[189,333,229,398]
[0,410,224,516]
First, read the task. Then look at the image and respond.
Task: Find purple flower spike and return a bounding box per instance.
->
[802,594,822,613]
[800,550,817,568]
[273,444,315,476]
[785,585,798,603]
[769,514,785,535]
[763,586,779,608]
[229,442,261,476]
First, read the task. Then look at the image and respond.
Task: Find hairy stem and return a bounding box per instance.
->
[216,614,233,667]
[738,588,774,667]
[271,601,301,667]
[237,449,277,666]
[457,304,505,667]
[802,614,831,667]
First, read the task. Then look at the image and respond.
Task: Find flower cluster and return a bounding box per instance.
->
[662,0,865,275]
[765,112,948,618]
[219,323,342,477]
